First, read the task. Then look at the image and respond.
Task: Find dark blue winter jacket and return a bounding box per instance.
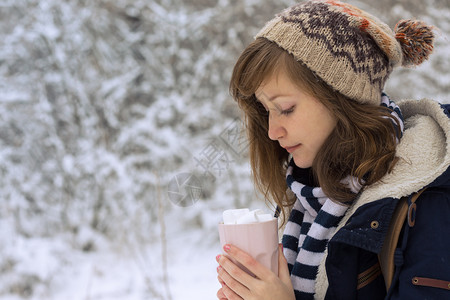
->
[315,99,450,300]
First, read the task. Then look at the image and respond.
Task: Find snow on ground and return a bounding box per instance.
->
[167,230,221,300]
[2,225,221,300]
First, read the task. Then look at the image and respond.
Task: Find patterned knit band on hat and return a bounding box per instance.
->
[255,0,435,105]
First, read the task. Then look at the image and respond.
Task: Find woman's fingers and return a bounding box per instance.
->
[216,244,296,300]
[218,276,244,300]
[221,244,270,280]
[217,261,250,299]
[216,282,228,300]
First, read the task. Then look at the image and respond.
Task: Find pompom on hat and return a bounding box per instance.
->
[255,0,435,105]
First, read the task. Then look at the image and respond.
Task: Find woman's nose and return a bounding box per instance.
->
[268,114,285,141]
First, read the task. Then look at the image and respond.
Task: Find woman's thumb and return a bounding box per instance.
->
[277,243,292,285]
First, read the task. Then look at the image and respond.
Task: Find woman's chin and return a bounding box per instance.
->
[292,155,313,169]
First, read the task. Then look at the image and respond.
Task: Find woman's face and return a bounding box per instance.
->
[255,69,337,168]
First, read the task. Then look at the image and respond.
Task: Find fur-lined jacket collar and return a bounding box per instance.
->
[315,98,450,299]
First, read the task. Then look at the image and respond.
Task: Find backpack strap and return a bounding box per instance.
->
[378,188,427,291]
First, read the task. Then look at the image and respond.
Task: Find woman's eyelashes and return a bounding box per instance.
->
[255,98,295,116]
[280,105,295,115]
[263,105,295,116]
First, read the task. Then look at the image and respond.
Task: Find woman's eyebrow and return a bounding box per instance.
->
[255,91,266,102]
[255,91,273,102]
[255,91,290,102]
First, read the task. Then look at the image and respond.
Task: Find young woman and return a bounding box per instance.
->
[215,1,450,299]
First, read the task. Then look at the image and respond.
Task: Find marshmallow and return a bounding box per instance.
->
[223,208,250,224]
[223,208,274,224]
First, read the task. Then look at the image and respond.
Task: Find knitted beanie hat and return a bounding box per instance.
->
[255,0,435,105]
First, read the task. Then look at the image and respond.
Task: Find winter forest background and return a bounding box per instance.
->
[0,0,449,299]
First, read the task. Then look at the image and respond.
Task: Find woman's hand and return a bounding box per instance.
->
[216,244,295,300]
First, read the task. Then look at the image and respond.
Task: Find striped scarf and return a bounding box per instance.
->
[282,94,404,299]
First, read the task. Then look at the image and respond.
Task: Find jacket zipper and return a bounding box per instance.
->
[357,263,381,290]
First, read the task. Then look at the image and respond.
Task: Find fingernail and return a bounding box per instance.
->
[217,266,222,273]
[216,254,221,262]
[223,244,231,252]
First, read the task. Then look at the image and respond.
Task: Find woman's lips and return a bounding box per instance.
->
[284,144,301,153]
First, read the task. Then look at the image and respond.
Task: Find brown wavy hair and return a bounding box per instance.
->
[230,38,400,225]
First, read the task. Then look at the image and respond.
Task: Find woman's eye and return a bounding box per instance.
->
[280,106,295,115]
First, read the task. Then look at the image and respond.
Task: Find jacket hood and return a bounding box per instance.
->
[315,98,450,299]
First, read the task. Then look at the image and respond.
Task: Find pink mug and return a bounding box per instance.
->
[218,218,279,277]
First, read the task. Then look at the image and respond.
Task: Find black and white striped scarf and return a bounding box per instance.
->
[282,94,404,299]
